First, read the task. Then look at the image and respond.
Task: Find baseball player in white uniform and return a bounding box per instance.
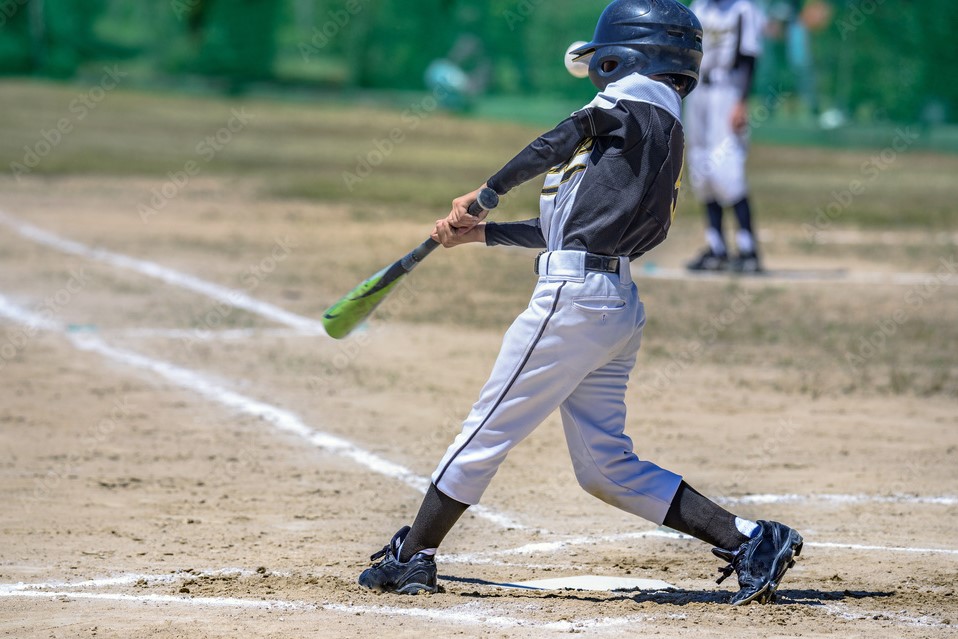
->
[685,0,766,273]
[357,0,802,606]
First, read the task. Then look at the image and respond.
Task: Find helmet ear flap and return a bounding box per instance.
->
[588,47,644,90]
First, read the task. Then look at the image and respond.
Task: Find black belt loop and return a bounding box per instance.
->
[533,251,547,275]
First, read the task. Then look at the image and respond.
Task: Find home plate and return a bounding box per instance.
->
[500,575,675,592]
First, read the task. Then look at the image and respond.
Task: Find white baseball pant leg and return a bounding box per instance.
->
[685,84,750,206]
[432,251,682,524]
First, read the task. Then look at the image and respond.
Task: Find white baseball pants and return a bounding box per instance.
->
[432,250,683,525]
[685,83,750,206]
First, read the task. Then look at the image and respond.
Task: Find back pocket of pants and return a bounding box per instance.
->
[572,297,627,313]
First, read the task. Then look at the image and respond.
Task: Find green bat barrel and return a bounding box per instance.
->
[321,189,497,339]
[321,262,407,339]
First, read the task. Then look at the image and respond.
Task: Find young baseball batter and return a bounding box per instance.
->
[359,0,802,606]
[685,0,766,273]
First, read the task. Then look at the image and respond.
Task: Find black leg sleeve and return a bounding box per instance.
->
[399,483,469,562]
[707,201,725,241]
[732,197,755,235]
[663,481,750,551]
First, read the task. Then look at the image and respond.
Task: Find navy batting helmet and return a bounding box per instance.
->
[570,0,703,97]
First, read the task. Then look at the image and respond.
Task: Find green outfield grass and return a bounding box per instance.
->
[3,80,958,230]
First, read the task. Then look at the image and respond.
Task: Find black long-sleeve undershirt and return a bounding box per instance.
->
[484,218,546,249]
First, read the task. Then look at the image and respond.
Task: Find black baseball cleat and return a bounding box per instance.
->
[687,248,729,272]
[713,520,804,605]
[358,526,438,594]
[730,251,763,274]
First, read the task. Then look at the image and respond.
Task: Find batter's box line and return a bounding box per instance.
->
[114,327,325,340]
[444,528,958,564]
[0,292,527,533]
[0,571,662,631]
[0,572,946,630]
[0,209,327,335]
[719,493,958,507]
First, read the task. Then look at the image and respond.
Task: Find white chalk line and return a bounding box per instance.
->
[821,603,950,629]
[0,293,524,531]
[0,569,259,593]
[0,587,657,630]
[2,212,953,499]
[0,570,656,630]
[804,541,958,556]
[0,589,313,611]
[114,327,321,340]
[3,293,953,547]
[719,493,958,507]
[634,265,958,287]
[0,210,328,334]
[3,290,953,542]
[444,529,689,564]
[446,528,958,563]
[7,588,941,631]
[1,570,945,630]
[805,230,958,247]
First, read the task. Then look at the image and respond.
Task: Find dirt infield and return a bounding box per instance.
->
[1,176,956,638]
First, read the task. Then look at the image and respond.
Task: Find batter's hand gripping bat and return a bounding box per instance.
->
[321,188,500,339]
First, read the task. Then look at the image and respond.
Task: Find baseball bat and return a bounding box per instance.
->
[321,188,500,339]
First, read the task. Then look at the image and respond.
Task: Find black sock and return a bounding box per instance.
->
[732,197,755,237]
[706,201,725,247]
[663,481,750,551]
[399,483,469,562]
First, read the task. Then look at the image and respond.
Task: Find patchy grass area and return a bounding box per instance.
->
[1,79,956,398]
[3,80,958,228]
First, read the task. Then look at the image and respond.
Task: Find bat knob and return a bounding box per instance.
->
[467,188,500,217]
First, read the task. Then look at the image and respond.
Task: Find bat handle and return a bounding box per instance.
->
[403,189,500,270]
[467,187,500,217]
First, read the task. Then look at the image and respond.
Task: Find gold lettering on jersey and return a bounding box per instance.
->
[671,160,685,222]
[542,138,594,197]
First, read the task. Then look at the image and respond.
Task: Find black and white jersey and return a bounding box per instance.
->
[691,0,765,91]
[484,74,686,261]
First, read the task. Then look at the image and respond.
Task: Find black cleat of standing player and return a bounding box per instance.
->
[730,250,763,274]
[686,247,729,272]
[358,526,438,595]
[713,520,804,605]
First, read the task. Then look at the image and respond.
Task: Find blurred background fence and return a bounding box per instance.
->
[1,1,957,149]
